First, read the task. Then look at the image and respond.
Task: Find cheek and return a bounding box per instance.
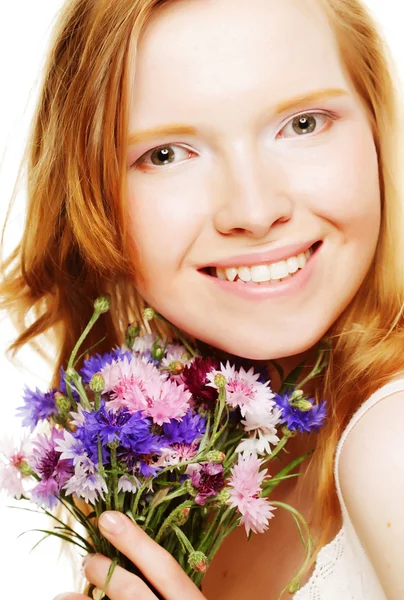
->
[126,175,207,290]
[286,122,381,237]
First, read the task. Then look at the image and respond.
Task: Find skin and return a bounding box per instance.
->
[55,0,384,597]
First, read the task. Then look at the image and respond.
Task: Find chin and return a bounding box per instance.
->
[196,327,325,362]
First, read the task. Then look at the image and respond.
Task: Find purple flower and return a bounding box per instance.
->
[74,403,162,464]
[182,357,220,411]
[188,462,224,505]
[162,411,206,445]
[274,393,327,433]
[16,387,58,431]
[80,348,130,384]
[30,429,73,509]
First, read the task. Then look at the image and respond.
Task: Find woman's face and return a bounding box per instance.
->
[126,0,381,360]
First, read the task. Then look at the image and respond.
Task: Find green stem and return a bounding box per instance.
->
[67,310,103,371]
[110,446,119,510]
[98,440,111,511]
[155,500,193,544]
[270,501,313,599]
[171,525,195,555]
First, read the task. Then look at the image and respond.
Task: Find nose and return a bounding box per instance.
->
[213,140,293,238]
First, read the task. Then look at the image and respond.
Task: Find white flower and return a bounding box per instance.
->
[55,431,87,466]
[118,475,140,493]
[63,461,107,504]
[70,404,86,427]
[237,403,283,456]
[132,334,157,354]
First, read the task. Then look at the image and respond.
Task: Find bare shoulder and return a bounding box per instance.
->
[338,387,404,599]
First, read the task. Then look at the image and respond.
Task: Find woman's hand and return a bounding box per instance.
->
[53,511,207,600]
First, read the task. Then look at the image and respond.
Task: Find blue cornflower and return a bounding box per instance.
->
[274,393,327,433]
[80,348,130,384]
[17,387,58,431]
[162,410,206,445]
[74,403,162,465]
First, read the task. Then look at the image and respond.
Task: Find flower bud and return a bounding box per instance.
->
[143,308,155,321]
[19,462,35,477]
[188,551,208,573]
[205,451,225,463]
[94,295,111,314]
[290,399,313,412]
[152,346,164,361]
[167,361,184,375]
[214,373,226,388]
[55,392,71,414]
[290,389,304,402]
[171,507,191,527]
[127,322,140,338]
[185,478,197,497]
[215,488,231,505]
[90,372,105,393]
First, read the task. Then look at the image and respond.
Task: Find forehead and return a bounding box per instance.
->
[129,0,349,130]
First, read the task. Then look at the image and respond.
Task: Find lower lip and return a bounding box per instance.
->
[200,246,321,301]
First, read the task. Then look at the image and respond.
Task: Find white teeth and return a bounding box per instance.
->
[286,256,299,274]
[238,266,252,282]
[215,247,314,283]
[250,264,271,283]
[269,260,289,280]
[297,253,306,269]
[225,267,238,282]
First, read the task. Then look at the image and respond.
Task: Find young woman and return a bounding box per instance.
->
[1,0,404,598]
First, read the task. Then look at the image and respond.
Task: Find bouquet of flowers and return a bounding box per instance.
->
[1,296,328,599]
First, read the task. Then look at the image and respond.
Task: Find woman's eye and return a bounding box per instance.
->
[134,144,197,170]
[278,112,336,138]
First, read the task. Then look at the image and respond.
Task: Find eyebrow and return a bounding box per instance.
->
[127,87,349,146]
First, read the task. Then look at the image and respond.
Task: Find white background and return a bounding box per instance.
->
[0,1,403,598]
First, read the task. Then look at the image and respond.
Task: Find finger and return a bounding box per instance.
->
[83,553,156,600]
[98,511,206,600]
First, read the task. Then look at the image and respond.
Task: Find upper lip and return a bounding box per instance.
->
[201,240,318,269]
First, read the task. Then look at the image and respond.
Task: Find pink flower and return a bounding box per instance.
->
[206,361,274,417]
[142,378,192,425]
[102,355,161,412]
[0,436,31,499]
[102,355,191,425]
[227,453,275,535]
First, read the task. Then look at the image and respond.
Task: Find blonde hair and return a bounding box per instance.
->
[1,0,404,569]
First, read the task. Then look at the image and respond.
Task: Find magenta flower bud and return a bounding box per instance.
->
[188,551,208,573]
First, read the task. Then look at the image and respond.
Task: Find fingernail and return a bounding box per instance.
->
[99,511,125,534]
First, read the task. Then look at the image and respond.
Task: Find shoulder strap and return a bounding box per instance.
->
[334,376,404,515]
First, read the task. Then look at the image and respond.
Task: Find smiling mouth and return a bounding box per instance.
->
[200,242,322,285]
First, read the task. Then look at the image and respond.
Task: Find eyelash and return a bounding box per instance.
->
[132,110,338,171]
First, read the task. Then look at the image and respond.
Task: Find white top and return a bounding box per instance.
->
[293,377,404,600]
